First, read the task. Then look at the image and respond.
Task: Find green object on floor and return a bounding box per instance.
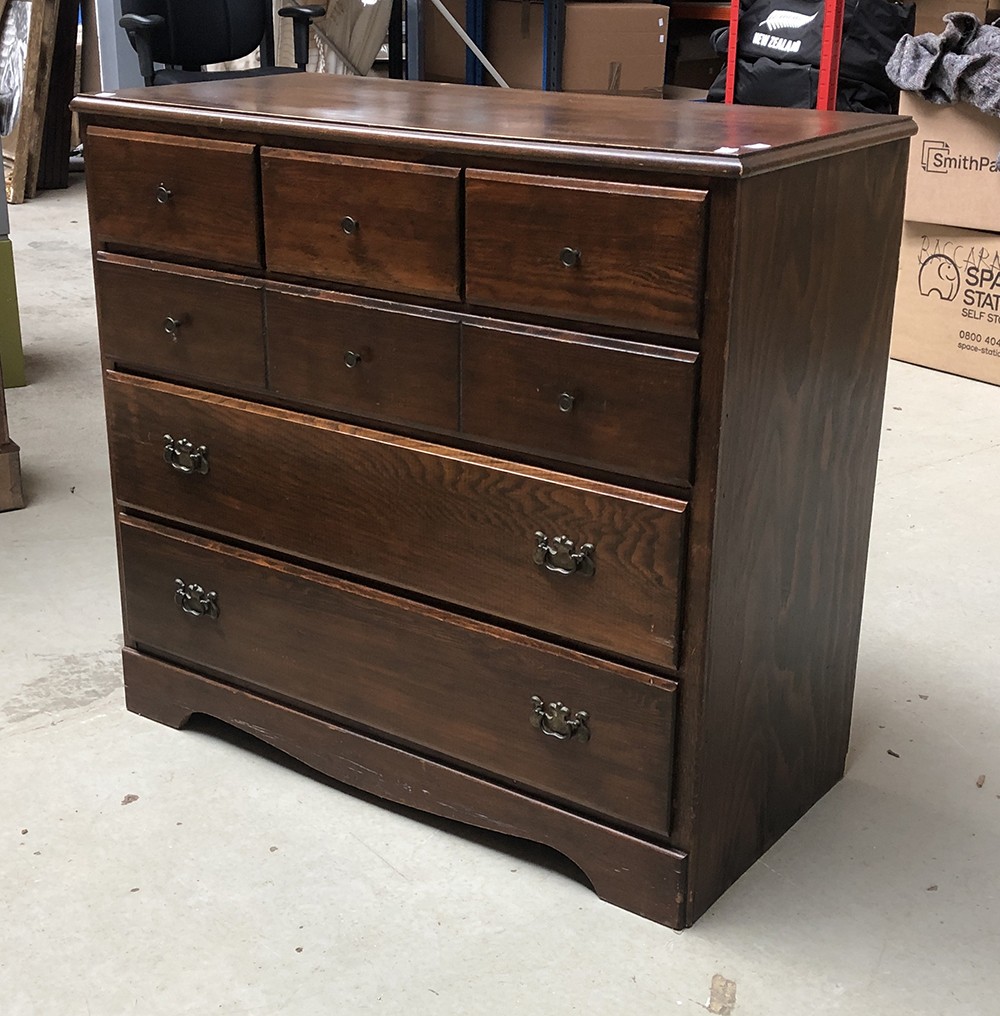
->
[0,237,25,389]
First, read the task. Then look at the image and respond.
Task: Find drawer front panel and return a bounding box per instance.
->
[465,171,707,338]
[462,325,698,485]
[121,518,678,834]
[266,287,460,430]
[96,256,265,389]
[261,150,461,300]
[85,128,261,268]
[106,374,687,668]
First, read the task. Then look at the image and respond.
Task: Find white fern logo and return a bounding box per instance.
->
[759,10,818,30]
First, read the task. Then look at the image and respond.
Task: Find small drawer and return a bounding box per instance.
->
[462,325,698,485]
[261,150,461,300]
[266,286,459,430]
[85,127,261,268]
[121,517,678,834]
[106,373,688,669]
[96,255,265,390]
[465,170,707,338]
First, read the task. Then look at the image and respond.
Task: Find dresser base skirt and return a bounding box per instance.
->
[122,648,690,928]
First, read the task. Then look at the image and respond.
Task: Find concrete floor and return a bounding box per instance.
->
[2,174,998,1016]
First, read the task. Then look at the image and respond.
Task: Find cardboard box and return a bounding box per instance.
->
[891,221,1000,385]
[422,0,469,83]
[913,0,989,36]
[487,2,668,96]
[900,91,1000,233]
[667,19,725,91]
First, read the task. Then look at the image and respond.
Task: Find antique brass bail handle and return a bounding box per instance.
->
[533,531,595,577]
[163,434,209,475]
[174,579,219,619]
[530,695,590,742]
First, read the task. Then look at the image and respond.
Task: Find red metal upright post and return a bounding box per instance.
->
[724,0,846,109]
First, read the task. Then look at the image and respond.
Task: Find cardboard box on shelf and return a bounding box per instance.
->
[422,0,469,83]
[891,220,1000,386]
[486,1,668,96]
[913,0,989,36]
[899,91,1000,233]
[666,19,725,91]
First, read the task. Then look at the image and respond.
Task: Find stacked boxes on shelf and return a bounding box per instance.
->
[423,0,668,96]
[892,91,1000,386]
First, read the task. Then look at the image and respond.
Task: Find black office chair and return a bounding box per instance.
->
[119,0,326,87]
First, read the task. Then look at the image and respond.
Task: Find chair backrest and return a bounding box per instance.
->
[120,0,269,67]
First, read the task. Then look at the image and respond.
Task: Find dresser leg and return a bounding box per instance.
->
[120,648,690,927]
[123,650,196,729]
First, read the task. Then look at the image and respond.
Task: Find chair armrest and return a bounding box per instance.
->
[118,13,165,86]
[278,5,327,70]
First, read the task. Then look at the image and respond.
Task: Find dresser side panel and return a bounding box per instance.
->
[687,140,909,922]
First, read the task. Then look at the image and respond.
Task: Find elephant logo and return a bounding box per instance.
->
[918,254,960,301]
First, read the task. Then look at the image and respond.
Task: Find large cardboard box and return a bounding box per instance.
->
[900,91,1000,233]
[891,221,1000,385]
[487,1,668,96]
[423,0,468,83]
[913,0,989,35]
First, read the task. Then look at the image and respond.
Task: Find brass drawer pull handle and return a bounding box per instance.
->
[163,434,209,475]
[155,183,172,205]
[533,531,595,577]
[559,247,581,268]
[341,215,359,235]
[163,316,182,338]
[174,579,219,619]
[343,349,363,368]
[557,392,575,413]
[531,695,590,742]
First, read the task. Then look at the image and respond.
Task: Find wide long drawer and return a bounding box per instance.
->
[105,373,687,668]
[120,517,678,834]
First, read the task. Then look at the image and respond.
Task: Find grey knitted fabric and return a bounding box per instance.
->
[887,12,1000,114]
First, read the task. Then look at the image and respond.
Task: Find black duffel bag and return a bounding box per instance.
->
[706,0,916,113]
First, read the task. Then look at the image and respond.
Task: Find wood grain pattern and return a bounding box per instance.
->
[266,286,460,430]
[84,127,261,268]
[261,149,461,299]
[72,74,914,180]
[121,517,678,833]
[123,647,689,927]
[466,170,707,337]
[461,324,699,485]
[76,78,916,928]
[105,373,688,668]
[95,255,266,389]
[685,141,910,922]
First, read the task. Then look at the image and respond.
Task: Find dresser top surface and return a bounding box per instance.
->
[75,75,914,178]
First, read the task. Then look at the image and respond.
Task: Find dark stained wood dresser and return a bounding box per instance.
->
[74,76,914,928]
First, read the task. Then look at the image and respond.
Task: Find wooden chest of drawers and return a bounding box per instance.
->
[76,77,913,927]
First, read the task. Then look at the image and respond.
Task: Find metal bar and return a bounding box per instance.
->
[465,0,484,85]
[426,0,508,86]
[388,0,404,78]
[723,0,740,102]
[815,0,845,111]
[405,0,423,79]
[543,0,564,90]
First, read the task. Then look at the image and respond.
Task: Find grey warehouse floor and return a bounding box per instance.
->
[2,175,999,1016]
